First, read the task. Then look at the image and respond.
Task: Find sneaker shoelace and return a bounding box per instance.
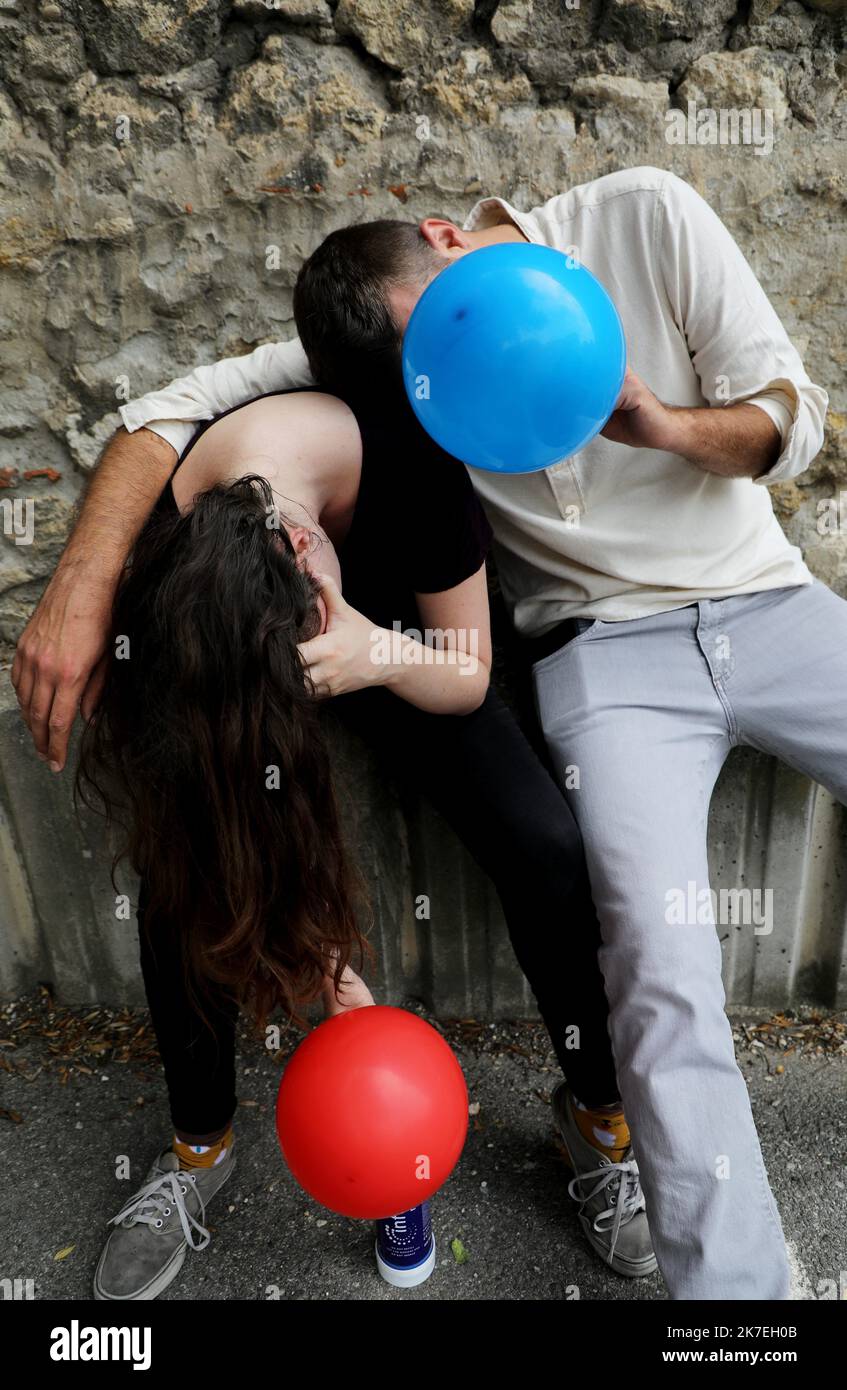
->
[108,1168,211,1252]
[567,1159,644,1264]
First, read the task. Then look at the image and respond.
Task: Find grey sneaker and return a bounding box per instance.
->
[552,1083,657,1278]
[93,1143,235,1301]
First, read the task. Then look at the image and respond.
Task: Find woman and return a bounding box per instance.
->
[77,386,495,1300]
[77,387,644,1302]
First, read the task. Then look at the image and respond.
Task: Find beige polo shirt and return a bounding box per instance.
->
[121,166,828,635]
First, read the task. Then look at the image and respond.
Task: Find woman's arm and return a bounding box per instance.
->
[297,565,492,716]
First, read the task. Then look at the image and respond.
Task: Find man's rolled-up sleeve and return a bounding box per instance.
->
[118,337,315,453]
[658,172,828,485]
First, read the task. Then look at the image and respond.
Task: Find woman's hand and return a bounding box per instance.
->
[322,964,375,1017]
[297,573,386,698]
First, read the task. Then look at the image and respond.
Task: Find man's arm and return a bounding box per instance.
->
[647,171,826,482]
[13,336,314,772]
[602,368,782,478]
[12,426,177,771]
[118,338,312,448]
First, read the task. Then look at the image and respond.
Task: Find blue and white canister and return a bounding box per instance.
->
[374,1201,436,1288]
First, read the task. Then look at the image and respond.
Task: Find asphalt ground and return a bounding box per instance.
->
[1,991,845,1303]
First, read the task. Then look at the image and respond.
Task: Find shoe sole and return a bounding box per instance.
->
[94,1241,188,1301]
[93,1156,235,1301]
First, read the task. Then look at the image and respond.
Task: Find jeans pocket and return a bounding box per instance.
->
[531,619,602,677]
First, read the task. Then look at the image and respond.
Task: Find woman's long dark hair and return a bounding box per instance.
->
[76,474,367,1033]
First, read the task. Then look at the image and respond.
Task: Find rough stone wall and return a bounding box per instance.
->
[1,0,846,1011]
[0,0,846,644]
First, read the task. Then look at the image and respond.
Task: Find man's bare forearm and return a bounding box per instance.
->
[664,402,782,479]
[12,425,178,770]
[604,372,784,480]
[59,426,177,584]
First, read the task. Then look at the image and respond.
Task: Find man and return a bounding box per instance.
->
[14,164,829,1299]
[290,166,832,1303]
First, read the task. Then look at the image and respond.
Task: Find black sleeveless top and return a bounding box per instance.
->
[156,387,492,633]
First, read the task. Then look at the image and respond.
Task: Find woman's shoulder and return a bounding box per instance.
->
[172,388,362,514]
[180,389,359,467]
[192,388,352,446]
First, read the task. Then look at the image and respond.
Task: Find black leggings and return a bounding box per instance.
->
[138,685,619,1142]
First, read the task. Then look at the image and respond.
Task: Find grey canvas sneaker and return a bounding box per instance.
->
[94,1143,235,1300]
[552,1082,658,1278]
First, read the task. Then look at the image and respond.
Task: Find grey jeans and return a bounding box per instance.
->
[532,580,847,1300]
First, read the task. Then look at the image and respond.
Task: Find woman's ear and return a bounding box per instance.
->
[287,525,314,560]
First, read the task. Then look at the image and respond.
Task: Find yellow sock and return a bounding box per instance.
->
[571,1096,630,1163]
[172,1126,234,1170]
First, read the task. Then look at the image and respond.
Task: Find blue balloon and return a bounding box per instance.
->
[402,243,626,474]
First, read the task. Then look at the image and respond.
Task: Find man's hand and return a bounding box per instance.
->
[297,573,384,699]
[601,368,678,452]
[12,563,113,771]
[11,425,177,772]
[601,368,782,478]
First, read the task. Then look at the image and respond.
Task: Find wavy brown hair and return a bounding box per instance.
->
[75,474,367,1034]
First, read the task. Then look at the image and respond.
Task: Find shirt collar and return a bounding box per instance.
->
[462,195,540,244]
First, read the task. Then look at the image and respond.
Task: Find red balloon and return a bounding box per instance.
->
[276,1006,468,1219]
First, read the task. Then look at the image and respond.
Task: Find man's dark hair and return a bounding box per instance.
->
[293,220,441,399]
